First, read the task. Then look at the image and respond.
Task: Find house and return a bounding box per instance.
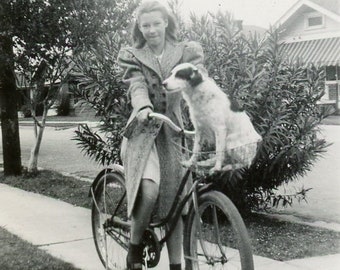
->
[274,0,340,113]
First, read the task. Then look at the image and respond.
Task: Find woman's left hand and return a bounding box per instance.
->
[137,107,153,126]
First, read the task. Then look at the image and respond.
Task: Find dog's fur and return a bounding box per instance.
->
[163,63,262,171]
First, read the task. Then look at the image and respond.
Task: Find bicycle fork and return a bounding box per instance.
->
[192,188,212,263]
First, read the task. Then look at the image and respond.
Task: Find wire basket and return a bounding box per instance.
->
[172,138,260,174]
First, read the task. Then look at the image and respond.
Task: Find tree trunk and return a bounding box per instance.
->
[27,104,48,173]
[0,35,22,176]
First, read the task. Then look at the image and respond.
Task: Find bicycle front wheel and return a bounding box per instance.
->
[91,171,129,270]
[184,191,254,270]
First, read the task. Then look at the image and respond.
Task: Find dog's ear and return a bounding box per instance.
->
[175,67,193,81]
[175,66,203,87]
[229,96,245,112]
[189,69,203,87]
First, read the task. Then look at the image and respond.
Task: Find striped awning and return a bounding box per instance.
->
[280,37,340,66]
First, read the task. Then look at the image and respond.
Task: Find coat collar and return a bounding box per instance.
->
[131,41,184,80]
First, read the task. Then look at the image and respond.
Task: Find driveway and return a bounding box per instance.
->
[274,124,340,224]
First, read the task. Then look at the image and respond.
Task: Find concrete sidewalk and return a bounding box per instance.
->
[0,183,339,270]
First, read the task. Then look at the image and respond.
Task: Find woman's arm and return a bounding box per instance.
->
[117,48,154,112]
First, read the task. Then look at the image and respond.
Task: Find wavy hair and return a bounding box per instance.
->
[131,1,178,48]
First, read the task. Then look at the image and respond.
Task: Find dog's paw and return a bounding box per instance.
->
[209,163,222,175]
[181,158,197,168]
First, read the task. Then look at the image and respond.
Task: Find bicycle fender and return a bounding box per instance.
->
[197,182,214,196]
[88,164,125,197]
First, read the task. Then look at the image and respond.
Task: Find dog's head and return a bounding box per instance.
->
[162,63,203,93]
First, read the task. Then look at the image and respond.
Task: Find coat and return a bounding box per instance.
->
[117,40,206,218]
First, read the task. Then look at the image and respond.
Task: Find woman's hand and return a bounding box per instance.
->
[136,107,153,125]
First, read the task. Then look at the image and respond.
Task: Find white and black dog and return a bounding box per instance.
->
[163,63,262,172]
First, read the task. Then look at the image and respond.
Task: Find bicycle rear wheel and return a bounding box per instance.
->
[184,191,254,270]
[91,171,129,270]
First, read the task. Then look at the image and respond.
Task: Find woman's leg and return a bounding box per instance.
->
[127,179,159,269]
[130,143,160,244]
[166,217,183,266]
[130,178,159,244]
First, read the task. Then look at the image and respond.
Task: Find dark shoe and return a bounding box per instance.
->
[126,243,144,270]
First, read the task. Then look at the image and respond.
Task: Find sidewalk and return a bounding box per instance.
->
[0,183,339,270]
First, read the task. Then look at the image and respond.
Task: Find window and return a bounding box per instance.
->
[326,66,339,81]
[308,16,322,27]
[326,66,337,81]
[305,12,324,30]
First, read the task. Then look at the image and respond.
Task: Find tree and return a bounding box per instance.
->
[0,0,137,173]
[0,33,22,176]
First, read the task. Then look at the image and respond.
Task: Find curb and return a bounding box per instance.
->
[255,212,340,232]
[19,121,100,129]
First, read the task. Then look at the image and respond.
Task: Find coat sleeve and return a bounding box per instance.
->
[182,41,208,75]
[117,48,153,112]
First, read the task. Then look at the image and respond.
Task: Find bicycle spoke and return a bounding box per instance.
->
[92,172,129,270]
[184,191,254,270]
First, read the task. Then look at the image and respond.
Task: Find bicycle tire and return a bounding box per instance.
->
[184,191,254,270]
[91,171,129,270]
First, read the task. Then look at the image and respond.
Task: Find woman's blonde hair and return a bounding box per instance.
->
[131,1,178,48]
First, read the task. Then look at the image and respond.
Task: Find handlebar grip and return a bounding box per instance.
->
[148,112,195,136]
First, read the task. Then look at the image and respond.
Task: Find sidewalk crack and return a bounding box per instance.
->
[36,237,93,247]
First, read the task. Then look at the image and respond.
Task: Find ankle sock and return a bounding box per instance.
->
[127,243,144,270]
[170,263,182,270]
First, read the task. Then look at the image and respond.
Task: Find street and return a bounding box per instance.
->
[1,123,339,224]
[0,125,105,179]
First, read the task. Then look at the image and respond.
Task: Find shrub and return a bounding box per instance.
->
[71,0,138,165]
[184,12,331,210]
[73,7,331,211]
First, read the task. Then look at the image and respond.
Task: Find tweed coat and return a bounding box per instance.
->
[117,40,206,218]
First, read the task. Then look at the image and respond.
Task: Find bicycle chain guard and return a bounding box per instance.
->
[141,229,161,268]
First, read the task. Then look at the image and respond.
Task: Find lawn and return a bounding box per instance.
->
[1,170,340,262]
[0,226,80,270]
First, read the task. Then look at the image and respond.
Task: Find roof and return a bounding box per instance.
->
[274,0,340,28]
[309,0,340,14]
[280,36,340,65]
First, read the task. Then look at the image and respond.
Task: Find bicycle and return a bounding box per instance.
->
[90,112,255,270]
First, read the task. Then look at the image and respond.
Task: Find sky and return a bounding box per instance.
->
[152,0,298,28]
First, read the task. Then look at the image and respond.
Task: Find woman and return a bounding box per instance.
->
[117,1,206,269]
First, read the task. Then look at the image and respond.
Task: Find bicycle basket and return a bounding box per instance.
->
[172,137,261,173]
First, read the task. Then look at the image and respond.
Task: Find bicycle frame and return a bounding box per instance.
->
[92,112,254,270]
[95,113,213,248]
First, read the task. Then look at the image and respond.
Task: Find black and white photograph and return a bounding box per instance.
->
[0,0,339,269]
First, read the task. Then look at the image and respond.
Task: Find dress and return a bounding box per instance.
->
[117,40,206,219]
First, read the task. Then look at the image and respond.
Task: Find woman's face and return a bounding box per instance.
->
[138,11,168,49]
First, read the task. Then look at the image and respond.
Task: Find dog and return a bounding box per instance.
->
[162,63,262,172]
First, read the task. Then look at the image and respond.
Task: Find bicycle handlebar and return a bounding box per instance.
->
[148,112,195,136]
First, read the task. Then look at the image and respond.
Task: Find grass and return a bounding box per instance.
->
[0,226,80,270]
[1,170,340,262]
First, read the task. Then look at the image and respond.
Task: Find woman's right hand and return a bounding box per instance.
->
[136,107,153,125]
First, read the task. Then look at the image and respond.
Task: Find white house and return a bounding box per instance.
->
[274,0,340,113]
